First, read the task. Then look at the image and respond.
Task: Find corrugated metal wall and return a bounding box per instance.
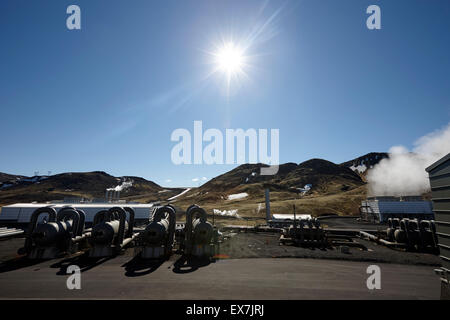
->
[360,200,434,222]
[427,154,450,271]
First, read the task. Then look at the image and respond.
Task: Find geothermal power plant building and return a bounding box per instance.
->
[426,153,450,299]
[360,197,434,223]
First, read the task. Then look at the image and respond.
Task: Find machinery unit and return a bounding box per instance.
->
[183,205,218,257]
[89,206,136,258]
[386,218,438,252]
[19,206,89,259]
[279,217,326,247]
[135,205,176,259]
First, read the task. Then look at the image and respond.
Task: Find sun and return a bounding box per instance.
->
[206,39,251,95]
[214,42,245,77]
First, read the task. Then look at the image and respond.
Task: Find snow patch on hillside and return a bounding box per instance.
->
[213,209,241,219]
[168,188,191,201]
[227,193,248,200]
[350,164,367,173]
[297,184,312,195]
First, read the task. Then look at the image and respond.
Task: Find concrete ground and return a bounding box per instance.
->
[0,253,440,300]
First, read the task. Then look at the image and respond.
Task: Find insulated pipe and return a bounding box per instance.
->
[192,219,214,244]
[185,204,198,243]
[76,209,86,236]
[123,207,135,239]
[359,231,406,248]
[25,207,57,252]
[359,230,378,241]
[93,210,112,226]
[56,208,81,237]
[185,205,206,244]
[91,220,121,244]
[187,206,213,245]
[31,220,73,247]
[108,207,128,248]
[91,209,124,246]
[151,205,176,247]
[121,237,133,248]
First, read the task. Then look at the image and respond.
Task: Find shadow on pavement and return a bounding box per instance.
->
[121,256,165,277]
[50,252,113,275]
[172,255,211,274]
[0,256,46,273]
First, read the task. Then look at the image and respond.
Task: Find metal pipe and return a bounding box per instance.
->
[24,207,57,253]
[360,230,407,248]
[265,188,271,222]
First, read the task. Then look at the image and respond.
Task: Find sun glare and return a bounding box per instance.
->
[214,42,245,76]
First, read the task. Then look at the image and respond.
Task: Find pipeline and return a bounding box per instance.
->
[359,230,406,249]
[0,227,24,239]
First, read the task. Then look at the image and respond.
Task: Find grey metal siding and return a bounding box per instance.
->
[439,246,450,270]
[436,222,450,235]
[427,154,450,271]
[428,174,450,188]
[435,212,450,223]
[432,200,450,212]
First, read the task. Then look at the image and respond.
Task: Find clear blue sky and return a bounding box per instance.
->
[1,0,449,187]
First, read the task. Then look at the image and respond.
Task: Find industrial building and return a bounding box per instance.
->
[359,197,434,223]
[0,202,155,226]
[426,153,450,299]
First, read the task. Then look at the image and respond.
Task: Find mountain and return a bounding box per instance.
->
[340,152,389,179]
[0,171,182,206]
[281,159,363,191]
[176,158,364,201]
[0,152,385,217]
[169,158,367,218]
[0,173,25,184]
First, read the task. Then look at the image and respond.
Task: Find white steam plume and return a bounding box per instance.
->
[367,123,450,196]
[107,180,133,192]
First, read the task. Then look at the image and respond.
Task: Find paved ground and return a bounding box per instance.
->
[0,253,440,299]
[0,227,442,300]
[220,233,441,265]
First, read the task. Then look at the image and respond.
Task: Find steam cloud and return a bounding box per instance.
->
[367,123,450,196]
[107,180,133,192]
